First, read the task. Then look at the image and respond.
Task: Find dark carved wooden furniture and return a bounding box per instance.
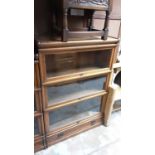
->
[51,0,112,41]
[92,0,121,40]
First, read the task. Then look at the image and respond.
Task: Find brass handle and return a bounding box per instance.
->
[57,132,64,138]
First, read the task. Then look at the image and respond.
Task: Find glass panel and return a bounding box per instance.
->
[47,76,106,106]
[49,96,102,130]
[34,118,40,135]
[45,50,111,78]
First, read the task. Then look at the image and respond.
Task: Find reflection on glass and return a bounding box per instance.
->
[49,96,102,130]
[45,50,111,77]
[47,77,106,106]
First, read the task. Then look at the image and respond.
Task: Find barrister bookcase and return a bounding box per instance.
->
[37,37,119,147]
[34,56,46,152]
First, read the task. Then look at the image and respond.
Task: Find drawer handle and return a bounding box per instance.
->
[57,132,64,138]
[91,120,96,126]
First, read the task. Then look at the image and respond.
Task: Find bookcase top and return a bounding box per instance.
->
[38,37,119,49]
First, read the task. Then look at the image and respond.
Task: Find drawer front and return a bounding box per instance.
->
[47,116,103,146]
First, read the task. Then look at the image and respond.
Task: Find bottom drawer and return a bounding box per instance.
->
[46,115,103,147]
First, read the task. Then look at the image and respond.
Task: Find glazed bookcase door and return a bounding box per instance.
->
[45,50,111,77]
[45,95,106,133]
[44,75,107,108]
[39,48,113,83]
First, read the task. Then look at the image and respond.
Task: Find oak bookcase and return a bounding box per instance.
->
[34,37,119,149]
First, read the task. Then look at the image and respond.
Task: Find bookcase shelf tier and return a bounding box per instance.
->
[46,76,106,107]
[48,96,103,131]
[37,37,119,147]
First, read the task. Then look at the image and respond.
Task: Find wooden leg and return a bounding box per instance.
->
[84,10,94,31]
[89,10,94,31]
[63,8,69,42]
[63,29,68,42]
[102,10,110,40]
